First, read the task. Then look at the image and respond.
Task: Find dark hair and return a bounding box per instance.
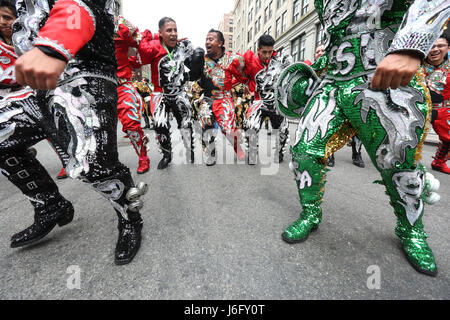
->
[159,17,176,30]
[439,33,450,46]
[208,29,225,51]
[258,34,275,48]
[0,0,17,17]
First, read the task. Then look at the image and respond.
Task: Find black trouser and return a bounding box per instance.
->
[244,102,289,161]
[0,77,141,222]
[152,92,194,160]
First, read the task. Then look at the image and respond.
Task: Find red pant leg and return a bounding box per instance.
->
[117,82,148,160]
[432,107,450,143]
[212,97,236,135]
[117,81,143,133]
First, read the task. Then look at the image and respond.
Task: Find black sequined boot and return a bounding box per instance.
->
[115,212,143,265]
[11,197,74,248]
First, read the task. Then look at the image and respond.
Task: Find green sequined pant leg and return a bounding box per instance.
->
[337,76,437,274]
[284,81,354,241]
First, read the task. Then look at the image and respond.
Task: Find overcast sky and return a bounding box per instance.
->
[122,0,235,49]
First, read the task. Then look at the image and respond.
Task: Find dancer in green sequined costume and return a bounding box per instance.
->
[277,0,449,276]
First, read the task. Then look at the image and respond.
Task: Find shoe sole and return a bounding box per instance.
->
[401,247,438,277]
[114,239,141,266]
[10,210,74,248]
[10,227,54,248]
[431,166,450,174]
[281,226,319,244]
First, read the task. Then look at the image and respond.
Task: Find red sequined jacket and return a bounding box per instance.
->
[114,16,156,82]
[138,37,193,95]
[243,50,292,102]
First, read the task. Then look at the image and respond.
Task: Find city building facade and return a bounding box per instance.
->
[218,12,235,52]
[233,0,323,62]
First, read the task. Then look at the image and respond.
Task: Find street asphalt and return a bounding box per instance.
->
[0,121,448,300]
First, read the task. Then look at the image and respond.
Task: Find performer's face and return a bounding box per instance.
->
[257,46,274,65]
[0,7,16,40]
[315,46,325,61]
[159,21,178,49]
[205,32,222,57]
[427,38,449,66]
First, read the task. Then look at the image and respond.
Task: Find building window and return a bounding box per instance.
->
[229,27,233,32]
[316,23,324,48]
[282,11,287,33]
[264,6,269,23]
[276,0,281,9]
[255,0,261,12]
[255,16,261,33]
[293,0,300,23]
[269,1,273,19]
[248,28,253,42]
[291,40,299,61]
[291,34,306,61]
[302,0,309,16]
[299,36,306,61]
[275,18,281,37]
[248,8,253,23]
[267,26,272,36]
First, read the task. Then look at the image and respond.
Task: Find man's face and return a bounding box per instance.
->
[159,21,178,49]
[315,46,325,61]
[257,46,274,65]
[427,38,449,66]
[205,32,222,57]
[0,7,16,40]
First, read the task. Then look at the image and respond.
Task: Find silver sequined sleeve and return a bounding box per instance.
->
[387,0,450,58]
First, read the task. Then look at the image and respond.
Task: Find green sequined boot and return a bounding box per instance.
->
[282,207,322,243]
[382,167,438,277]
[395,214,437,277]
[282,151,326,244]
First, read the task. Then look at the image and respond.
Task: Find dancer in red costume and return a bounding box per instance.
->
[138,17,195,170]
[189,29,247,166]
[242,35,292,165]
[114,16,151,174]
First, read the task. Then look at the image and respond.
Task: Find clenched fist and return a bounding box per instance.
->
[15,47,67,90]
[371,52,421,91]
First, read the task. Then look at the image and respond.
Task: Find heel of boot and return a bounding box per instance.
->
[57,205,74,227]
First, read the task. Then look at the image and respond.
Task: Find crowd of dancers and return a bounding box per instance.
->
[0,0,449,278]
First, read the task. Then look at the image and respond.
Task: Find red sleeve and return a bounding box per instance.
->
[129,56,142,69]
[116,16,143,48]
[138,32,160,65]
[304,59,312,66]
[230,53,249,85]
[35,0,96,61]
[243,50,255,77]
